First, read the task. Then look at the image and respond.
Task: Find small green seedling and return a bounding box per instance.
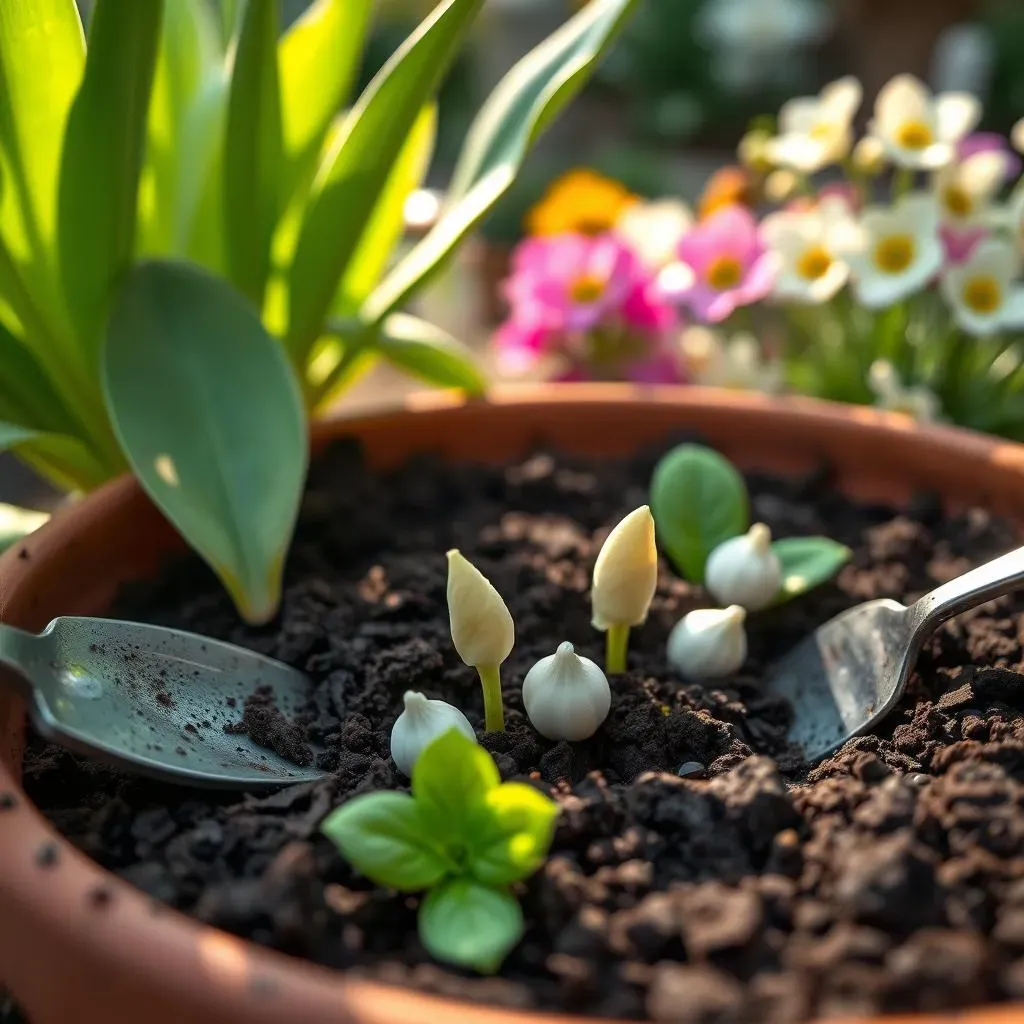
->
[321,728,558,973]
[650,443,850,604]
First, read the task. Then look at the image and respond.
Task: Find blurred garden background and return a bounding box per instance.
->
[3,0,1023,515]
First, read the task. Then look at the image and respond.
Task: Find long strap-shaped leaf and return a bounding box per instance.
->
[278,0,375,212]
[285,0,484,366]
[0,0,84,286]
[0,319,81,436]
[362,0,638,324]
[223,0,282,308]
[103,261,308,625]
[58,0,163,354]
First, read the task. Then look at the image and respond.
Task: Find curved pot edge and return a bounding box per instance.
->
[2,383,1023,1024]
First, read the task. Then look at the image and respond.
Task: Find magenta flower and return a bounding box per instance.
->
[495,233,680,381]
[675,205,777,323]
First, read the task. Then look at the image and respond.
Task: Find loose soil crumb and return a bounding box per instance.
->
[22,438,1024,1021]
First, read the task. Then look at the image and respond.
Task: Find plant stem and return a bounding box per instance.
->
[605,624,630,674]
[477,664,505,732]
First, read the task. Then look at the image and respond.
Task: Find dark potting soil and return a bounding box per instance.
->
[21,438,1024,1022]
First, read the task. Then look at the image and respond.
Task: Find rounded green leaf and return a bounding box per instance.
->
[772,537,852,604]
[102,260,307,624]
[321,791,452,893]
[650,444,749,583]
[467,782,559,887]
[419,878,524,973]
[412,728,499,840]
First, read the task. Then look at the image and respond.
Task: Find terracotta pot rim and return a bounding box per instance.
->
[2,382,1023,1024]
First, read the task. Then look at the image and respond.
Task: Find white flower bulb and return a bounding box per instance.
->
[667,606,748,680]
[446,549,515,667]
[705,523,782,611]
[522,642,611,742]
[591,506,658,630]
[390,690,476,777]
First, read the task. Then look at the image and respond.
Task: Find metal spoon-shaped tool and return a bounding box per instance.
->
[765,544,1024,763]
[0,616,326,789]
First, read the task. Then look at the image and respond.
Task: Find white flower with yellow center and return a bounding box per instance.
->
[940,239,1024,337]
[615,199,694,270]
[934,150,1010,226]
[867,361,942,422]
[767,76,862,173]
[869,74,980,170]
[760,195,857,303]
[680,326,783,393]
[840,193,944,308]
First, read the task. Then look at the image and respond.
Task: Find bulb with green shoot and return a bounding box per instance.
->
[446,550,515,732]
[591,506,658,674]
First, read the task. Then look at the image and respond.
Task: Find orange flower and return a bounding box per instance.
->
[526,169,638,238]
[697,166,758,221]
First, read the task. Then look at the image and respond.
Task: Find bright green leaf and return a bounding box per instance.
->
[0,423,109,492]
[412,729,500,839]
[101,260,307,624]
[180,68,230,270]
[467,782,559,887]
[378,313,486,395]
[0,319,81,436]
[0,503,49,554]
[334,103,437,313]
[223,0,282,307]
[58,0,163,351]
[321,791,452,892]
[286,0,484,363]
[216,0,244,51]
[0,0,85,280]
[362,0,638,322]
[137,0,219,257]
[772,537,852,604]
[278,0,375,209]
[419,879,523,973]
[650,444,749,583]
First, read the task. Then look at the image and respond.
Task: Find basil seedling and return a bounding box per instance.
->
[322,729,558,973]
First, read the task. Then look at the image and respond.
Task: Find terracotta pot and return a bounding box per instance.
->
[2,384,1024,1024]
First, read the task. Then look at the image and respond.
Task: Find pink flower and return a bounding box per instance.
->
[675,206,777,323]
[495,233,679,380]
[940,224,989,266]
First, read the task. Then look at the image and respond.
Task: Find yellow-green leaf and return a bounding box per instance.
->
[0,0,85,281]
[334,103,437,315]
[58,0,163,351]
[363,0,638,322]
[278,0,375,208]
[377,313,485,395]
[223,0,282,307]
[137,0,219,257]
[286,0,484,365]
[102,261,307,624]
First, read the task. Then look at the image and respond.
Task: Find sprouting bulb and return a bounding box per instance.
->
[705,523,782,611]
[667,606,747,680]
[522,642,611,742]
[390,690,476,777]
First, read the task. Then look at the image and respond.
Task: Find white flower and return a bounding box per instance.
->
[867,361,942,422]
[869,74,980,170]
[839,193,944,308]
[934,150,1011,226]
[616,199,693,270]
[680,327,783,393]
[940,238,1024,337]
[761,195,857,303]
[1013,117,1024,156]
[767,76,862,173]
